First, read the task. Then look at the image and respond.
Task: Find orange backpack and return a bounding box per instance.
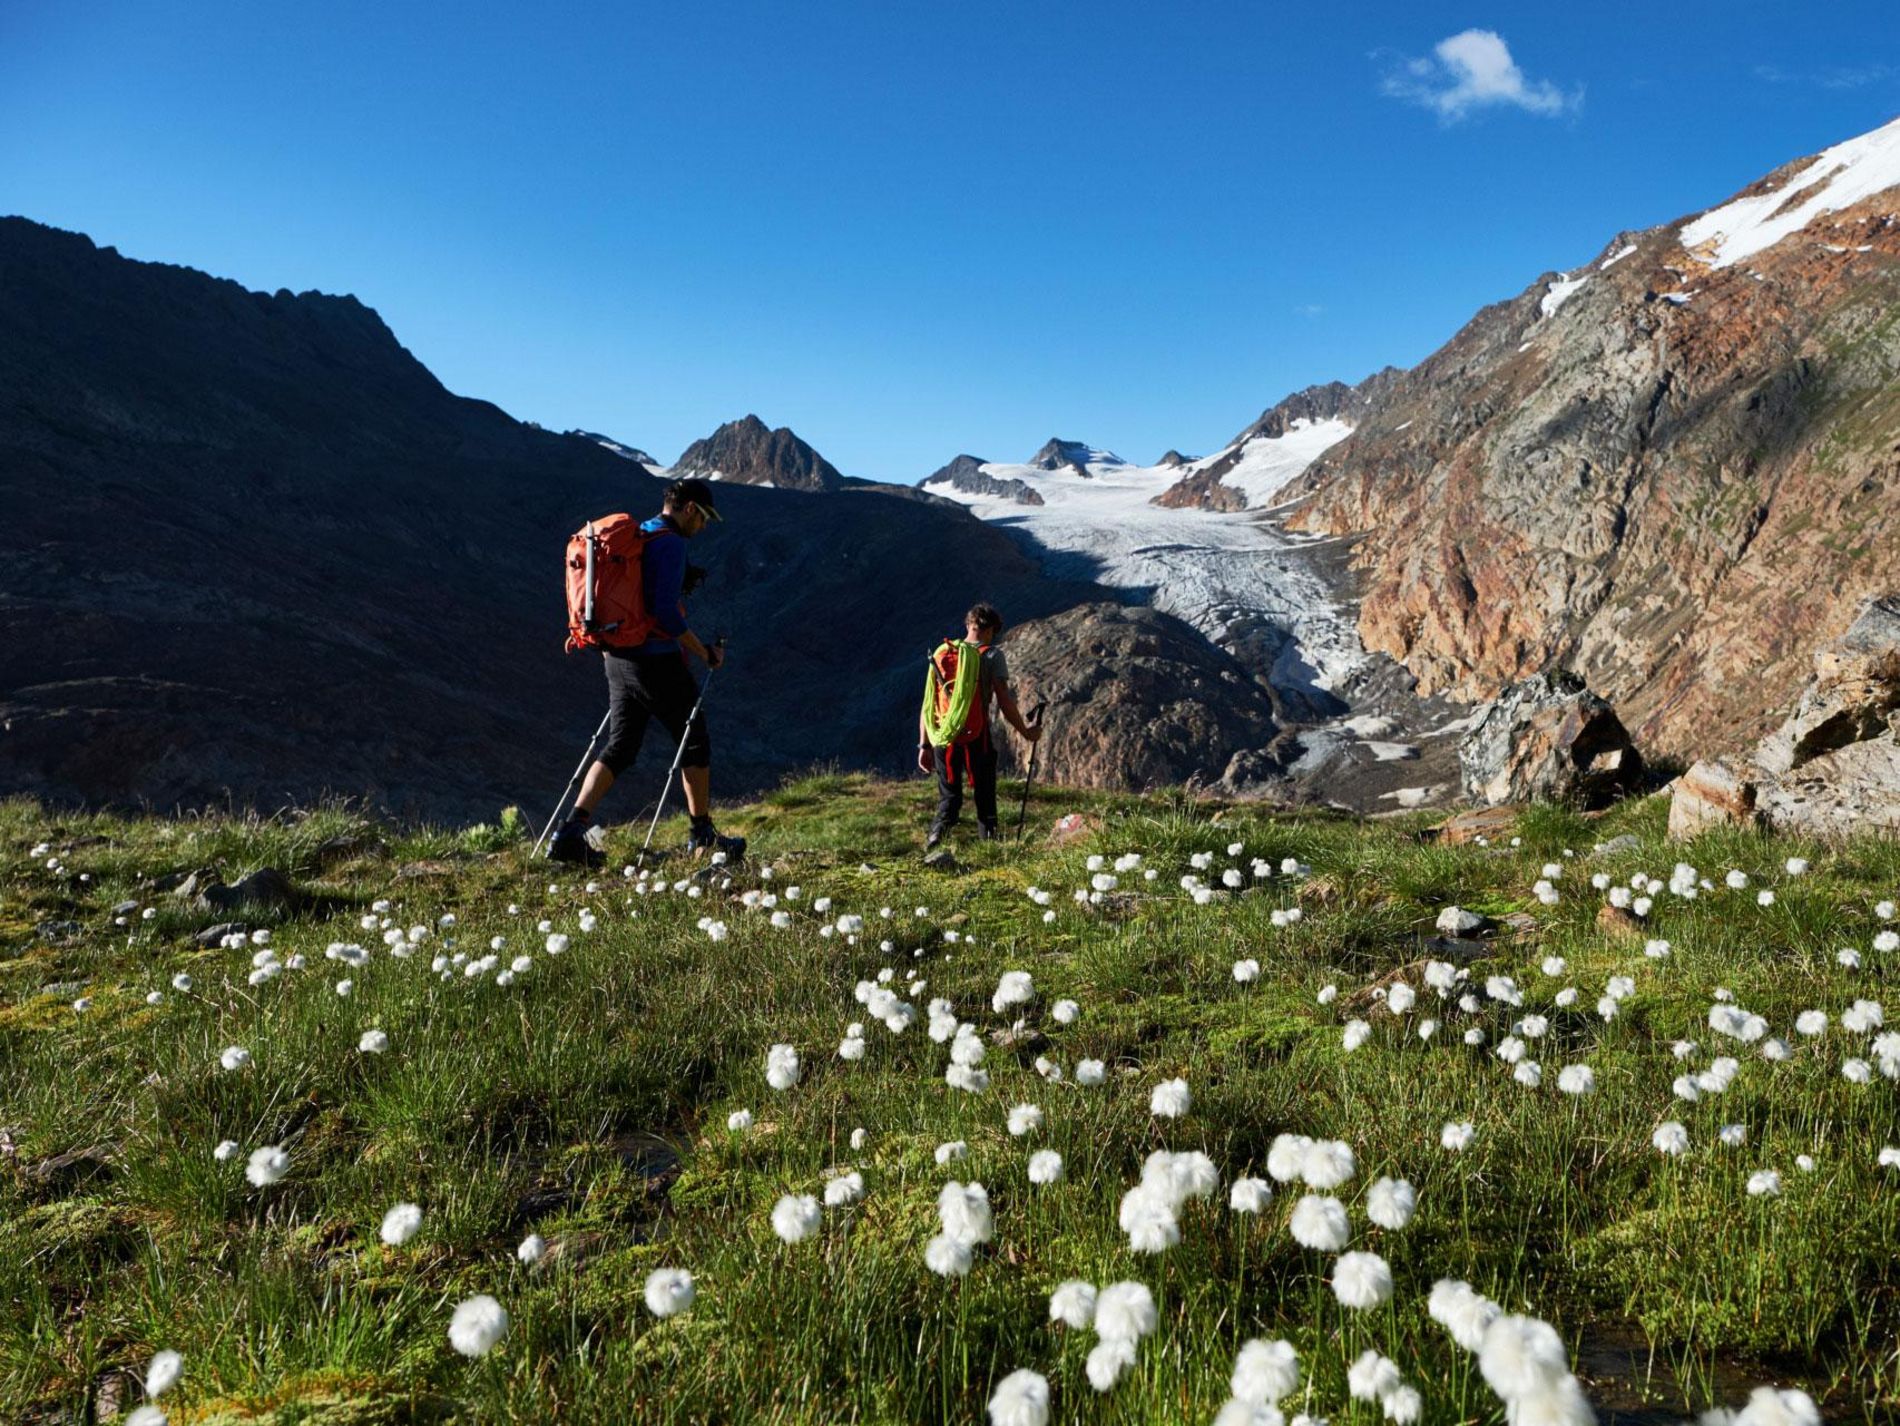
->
[930,639,992,743]
[564,514,657,652]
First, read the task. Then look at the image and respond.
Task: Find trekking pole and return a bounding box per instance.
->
[533,709,613,858]
[641,636,726,860]
[1014,702,1047,841]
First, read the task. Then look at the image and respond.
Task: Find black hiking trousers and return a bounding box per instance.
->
[932,731,998,836]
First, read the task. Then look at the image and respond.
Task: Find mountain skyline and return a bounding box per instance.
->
[5,3,1899,478]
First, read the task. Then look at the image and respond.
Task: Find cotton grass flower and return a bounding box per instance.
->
[1028,1150,1064,1185]
[245,1145,289,1187]
[938,1181,994,1247]
[1300,1139,1355,1190]
[447,1294,509,1357]
[125,1407,165,1426]
[1289,1194,1349,1251]
[991,970,1034,1013]
[144,1348,183,1397]
[727,1108,753,1132]
[219,1045,252,1072]
[1652,1122,1690,1156]
[1477,1314,1591,1426]
[1348,1351,1402,1402]
[1233,958,1261,983]
[1151,1077,1190,1117]
[1441,1121,1475,1151]
[1342,1019,1371,1051]
[765,1043,801,1090]
[643,1267,695,1318]
[935,1140,968,1165]
[1229,1176,1273,1213]
[1427,1279,1501,1351]
[358,1029,389,1054]
[516,1233,545,1264]
[771,1194,821,1244]
[1366,1177,1416,1230]
[379,1202,423,1246]
[213,1139,240,1162]
[1094,1279,1157,1343]
[1075,1059,1106,1086]
[986,1368,1050,1426]
[1049,1279,1097,1329]
[1230,1337,1299,1405]
[1007,1103,1044,1136]
[1746,1169,1782,1198]
[1086,1336,1139,1392]
[1332,1251,1394,1309]
[1556,1065,1595,1096]
[823,1171,865,1207]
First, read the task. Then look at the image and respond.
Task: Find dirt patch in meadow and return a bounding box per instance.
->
[1578,1321,1860,1423]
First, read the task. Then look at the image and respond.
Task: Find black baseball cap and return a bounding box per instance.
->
[667,477,721,521]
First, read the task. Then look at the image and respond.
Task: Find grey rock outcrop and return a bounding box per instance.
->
[921,454,1044,505]
[1670,595,1900,840]
[1458,672,1644,808]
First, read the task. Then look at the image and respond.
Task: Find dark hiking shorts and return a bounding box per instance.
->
[598,651,711,774]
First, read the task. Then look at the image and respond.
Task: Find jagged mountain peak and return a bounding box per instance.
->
[1028,438,1126,473]
[672,414,844,491]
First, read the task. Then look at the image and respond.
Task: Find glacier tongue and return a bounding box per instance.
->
[935,427,1367,710]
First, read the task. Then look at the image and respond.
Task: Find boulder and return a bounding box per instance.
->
[188,867,299,915]
[1458,672,1644,808]
[1435,906,1488,935]
[1666,759,1760,837]
[1669,595,1900,841]
[1427,805,1521,845]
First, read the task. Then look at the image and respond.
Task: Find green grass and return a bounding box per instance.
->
[1,780,1896,1423]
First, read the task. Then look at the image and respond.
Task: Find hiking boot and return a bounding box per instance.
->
[548,818,604,867]
[924,824,946,853]
[978,824,1001,843]
[686,819,746,861]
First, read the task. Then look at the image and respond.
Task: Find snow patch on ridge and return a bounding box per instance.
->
[1187,417,1353,508]
[1680,115,1900,269]
[1539,273,1587,317]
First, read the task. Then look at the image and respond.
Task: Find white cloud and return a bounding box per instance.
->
[1382,30,1579,121]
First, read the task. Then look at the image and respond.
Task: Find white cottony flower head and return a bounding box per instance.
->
[1086,1335,1138,1393]
[765,1043,801,1091]
[1557,1064,1595,1096]
[447,1294,509,1357]
[643,1267,696,1318]
[1731,1387,1820,1426]
[1151,1077,1191,1118]
[1513,1061,1543,1089]
[1288,1194,1350,1251]
[1075,1058,1106,1086]
[144,1348,184,1397]
[823,1171,865,1207]
[1267,1134,1313,1182]
[517,1232,546,1264]
[992,970,1034,1014]
[1049,1279,1097,1329]
[219,1045,252,1072]
[1342,1019,1371,1052]
[1230,1337,1300,1405]
[1366,1176,1417,1230]
[1052,998,1079,1023]
[379,1202,423,1246]
[359,1029,389,1054]
[925,1234,974,1277]
[1347,1350,1402,1402]
[1234,958,1261,983]
[1300,1139,1356,1190]
[1441,1121,1475,1152]
[245,1145,289,1187]
[1007,1103,1044,1137]
[213,1139,240,1162]
[938,1180,994,1246]
[771,1194,822,1244]
[1093,1280,1158,1342]
[1028,1150,1064,1185]
[1387,983,1416,1014]
[1229,1176,1273,1213]
[1331,1250,1394,1309]
[935,1140,968,1165]
[1427,1279,1501,1352]
[1652,1122,1690,1157]
[727,1108,753,1132]
[987,1369,1051,1426]
[1746,1169,1782,1198]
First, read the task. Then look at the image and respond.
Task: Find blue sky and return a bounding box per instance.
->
[4,2,1897,478]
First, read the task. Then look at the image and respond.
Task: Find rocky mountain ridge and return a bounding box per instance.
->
[670,413,845,491]
[1275,115,1900,761]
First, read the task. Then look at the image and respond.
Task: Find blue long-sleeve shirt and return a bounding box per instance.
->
[637,514,689,653]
